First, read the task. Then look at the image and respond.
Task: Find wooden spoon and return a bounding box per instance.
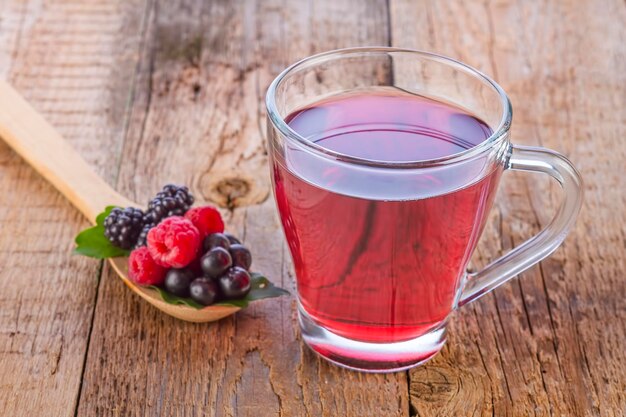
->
[0,79,240,322]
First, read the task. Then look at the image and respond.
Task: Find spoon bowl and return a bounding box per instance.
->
[110,257,240,322]
[0,79,241,323]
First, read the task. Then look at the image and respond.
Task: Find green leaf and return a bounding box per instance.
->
[74,206,131,259]
[151,273,290,310]
[149,286,205,309]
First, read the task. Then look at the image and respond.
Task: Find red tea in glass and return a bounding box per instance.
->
[274,90,501,343]
[266,48,582,372]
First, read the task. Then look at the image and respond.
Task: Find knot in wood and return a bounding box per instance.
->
[409,367,459,403]
[214,177,250,209]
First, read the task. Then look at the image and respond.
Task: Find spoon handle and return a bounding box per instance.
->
[0,79,134,224]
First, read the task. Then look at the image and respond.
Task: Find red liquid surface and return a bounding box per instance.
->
[272,90,501,343]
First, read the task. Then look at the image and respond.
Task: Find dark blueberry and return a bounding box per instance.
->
[164,268,195,297]
[203,233,231,253]
[189,278,219,306]
[229,244,252,271]
[218,267,251,299]
[223,232,241,245]
[200,247,232,279]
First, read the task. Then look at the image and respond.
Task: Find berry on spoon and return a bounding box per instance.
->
[147,217,201,268]
[184,205,224,238]
[189,278,219,306]
[128,246,167,286]
[201,247,232,279]
[104,207,144,249]
[223,232,241,245]
[203,232,231,252]
[229,244,252,271]
[218,266,251,299]
[164,268,195,297]
[144,184,194,225]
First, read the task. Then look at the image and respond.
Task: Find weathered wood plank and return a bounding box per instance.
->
[0,0,146,415]
[390,0,626,415]
[77,1,410,416]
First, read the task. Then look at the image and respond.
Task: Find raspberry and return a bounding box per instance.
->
[184,206,224,238]
[147,217,201,268]
[128,247,167,286]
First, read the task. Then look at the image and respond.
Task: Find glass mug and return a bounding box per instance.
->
[265,48,582,372]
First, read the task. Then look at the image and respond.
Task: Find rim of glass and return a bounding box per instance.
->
[265,47,513,169]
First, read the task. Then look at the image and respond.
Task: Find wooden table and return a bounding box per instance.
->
[0,1,623,416]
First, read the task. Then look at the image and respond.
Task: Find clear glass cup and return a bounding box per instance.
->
[265,47,583,373]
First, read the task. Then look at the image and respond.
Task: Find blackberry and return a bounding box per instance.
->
[135,222,155,248]
[144,184,194,225]
[104,207,145,249]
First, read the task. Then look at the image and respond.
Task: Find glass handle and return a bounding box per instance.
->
[458,145,583,307]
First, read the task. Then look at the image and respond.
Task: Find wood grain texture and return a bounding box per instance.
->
[0,80,135,221]
[1,0,623,416]
[0,0,145,415]
[0,76,242,322]
[76,1,409,416]
[389,0,625,415]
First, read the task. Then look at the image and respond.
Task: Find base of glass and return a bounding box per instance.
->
[298,303,446,373]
